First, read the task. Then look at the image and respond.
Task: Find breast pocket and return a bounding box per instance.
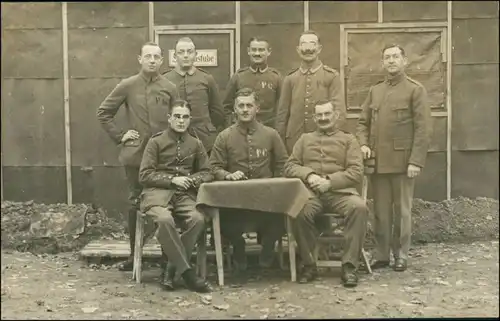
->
[156,92,172,108]
[392,104,412,122]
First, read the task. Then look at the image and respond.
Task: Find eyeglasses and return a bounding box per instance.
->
[172,114,191,120]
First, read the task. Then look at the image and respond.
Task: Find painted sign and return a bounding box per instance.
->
[168,49,218,67]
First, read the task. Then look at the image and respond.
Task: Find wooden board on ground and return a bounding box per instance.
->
[79,239,290,259]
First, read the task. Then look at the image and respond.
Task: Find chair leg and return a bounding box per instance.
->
[286,217,297,282]
[361,248,372,274]
[313,244,320,262]
[197,229,207,279]
[225,245,232,271]
[133,212,144,284]
[277,238,285,270]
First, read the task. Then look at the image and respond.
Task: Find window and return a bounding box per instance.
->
[340,23,448,112]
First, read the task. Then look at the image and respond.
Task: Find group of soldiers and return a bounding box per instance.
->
[97,30,432,293]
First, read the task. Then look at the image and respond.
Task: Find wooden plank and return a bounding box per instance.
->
[317,261,342,268]
[446,0,452,200]
[79,239,290,259]
[62,2,72,205]
[304,1,309,31]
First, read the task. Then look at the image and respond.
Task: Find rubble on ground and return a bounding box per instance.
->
[1,201,126,254]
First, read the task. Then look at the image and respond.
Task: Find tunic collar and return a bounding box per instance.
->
[386,72,405,86]
[249,64,269,73]
[316,128,339,136]
[236,120,259,135]
[139,70,161,83]
[175,65,196,76]
[167,127,189,142]
[300,61,323,74]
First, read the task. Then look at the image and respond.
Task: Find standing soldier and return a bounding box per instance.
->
[275,30,346,153]
[223,37,282,128]
[97,42,178,272]
[163,37,226,154]
[356,44,432,272]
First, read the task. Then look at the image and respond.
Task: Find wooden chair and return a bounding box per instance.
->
[313,213,371,273]
[132,211,208,284]
[312,171,373,274]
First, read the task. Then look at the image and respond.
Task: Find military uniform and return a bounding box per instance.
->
[223,65,282,127]
[275,61,346,153]
[163,67,225,153]
[97,71,178,260]
[284,129,368,269]
[209,121,289,268]
[139,128,213,276]
[356,72,432,263]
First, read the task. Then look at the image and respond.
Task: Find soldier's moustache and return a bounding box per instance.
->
[301,49,316,55]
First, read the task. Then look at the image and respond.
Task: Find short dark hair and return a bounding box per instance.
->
[314,99,334,113]
[315,99,333,107]
[140,42,163,56]
[171,99,192,112]
[234,87,259,105]
[248,36,270,48]
[174,37,196,51]
[381,44,406,57]
[300,30,321,44]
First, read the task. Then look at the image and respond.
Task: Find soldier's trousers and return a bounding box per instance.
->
[293,192,368,268]
[371,174,415,261]
[145,192,205,275]
[220,209,285,263]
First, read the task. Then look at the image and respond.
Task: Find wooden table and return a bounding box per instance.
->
[196,177,314,286]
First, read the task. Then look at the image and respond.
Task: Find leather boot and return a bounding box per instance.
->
[181,269,211,293]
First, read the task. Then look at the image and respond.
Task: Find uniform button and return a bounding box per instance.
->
[305,112,308,115]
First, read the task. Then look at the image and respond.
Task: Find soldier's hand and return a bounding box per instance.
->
[361,145,371,160]
[407,164,421,178]
[121,130,140,143]
[171,176,193,190]
[225,171,248,181]
[307,174,323,187]
[312,177,332,194]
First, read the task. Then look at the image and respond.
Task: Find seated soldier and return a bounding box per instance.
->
[210,88,288,277]
[139,100,212,293]
[284,100,368,287]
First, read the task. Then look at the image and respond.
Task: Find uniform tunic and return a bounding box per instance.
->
[356,73,432,174]
[223,65,282,127]
[97,71,178,167]
[275,61,346,152]
[209,121,288,181]
[139,129,213,213]
[284,130,363,195]
[163,67,225,152]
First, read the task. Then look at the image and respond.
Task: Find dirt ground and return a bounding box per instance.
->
[2,240,499,319]
[1,198,499,318]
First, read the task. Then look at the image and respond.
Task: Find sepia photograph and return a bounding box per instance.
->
[1,1,499,319]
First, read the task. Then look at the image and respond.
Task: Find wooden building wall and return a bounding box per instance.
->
[1,1,498,217]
